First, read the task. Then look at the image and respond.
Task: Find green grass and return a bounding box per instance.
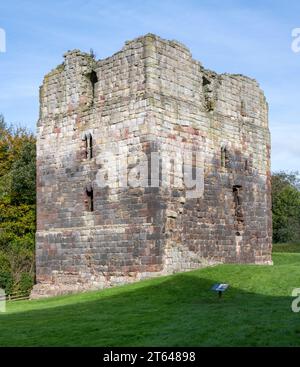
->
[1,244,300,346]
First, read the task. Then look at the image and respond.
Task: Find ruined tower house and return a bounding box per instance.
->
[31,34,272,298]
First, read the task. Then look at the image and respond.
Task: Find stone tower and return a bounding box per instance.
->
[31,34,272,298]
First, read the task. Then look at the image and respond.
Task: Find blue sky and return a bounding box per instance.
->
[0,0,299,172]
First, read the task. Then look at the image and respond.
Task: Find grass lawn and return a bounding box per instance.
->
[1,243,300,346]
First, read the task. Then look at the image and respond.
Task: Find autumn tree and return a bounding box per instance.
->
[0,115,36,294]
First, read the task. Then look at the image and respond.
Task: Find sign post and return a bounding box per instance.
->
[211,283,229,298]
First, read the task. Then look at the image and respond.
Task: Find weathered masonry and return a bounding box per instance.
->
[31,34,272,298]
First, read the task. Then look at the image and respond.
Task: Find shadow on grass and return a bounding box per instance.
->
[0,270,298,347]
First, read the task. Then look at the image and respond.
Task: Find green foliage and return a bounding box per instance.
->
[0,114,6,131]
[272,171,300,243]
[11,141,36,205]
[19,273,34,294]
[0,271,13,294]
[0,250,13,294]
[0,115,36,295]
[272,242,300,253]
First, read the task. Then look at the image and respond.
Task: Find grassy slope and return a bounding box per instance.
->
[1,243,300,346]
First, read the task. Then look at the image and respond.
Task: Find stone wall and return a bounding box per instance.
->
[31,34,272,299]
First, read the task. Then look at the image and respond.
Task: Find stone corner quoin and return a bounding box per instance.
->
[31,33,272,299]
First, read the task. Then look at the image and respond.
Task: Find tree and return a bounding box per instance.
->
[11,141,36,205]
[272,171,300,243]
[0,114,6,130]
[0,116,36,294]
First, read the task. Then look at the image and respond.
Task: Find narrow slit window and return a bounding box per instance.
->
[225,149,229,168]
[89,70,98,100]
[221,147,225,167]
[84,135,88,159]
[82,133,93,160]
[85,186,94,212]
[221,147,229,168]
[88,134,93,159]
[233,185,244,235]
[81,134,88,159]
[241,100,246,117]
